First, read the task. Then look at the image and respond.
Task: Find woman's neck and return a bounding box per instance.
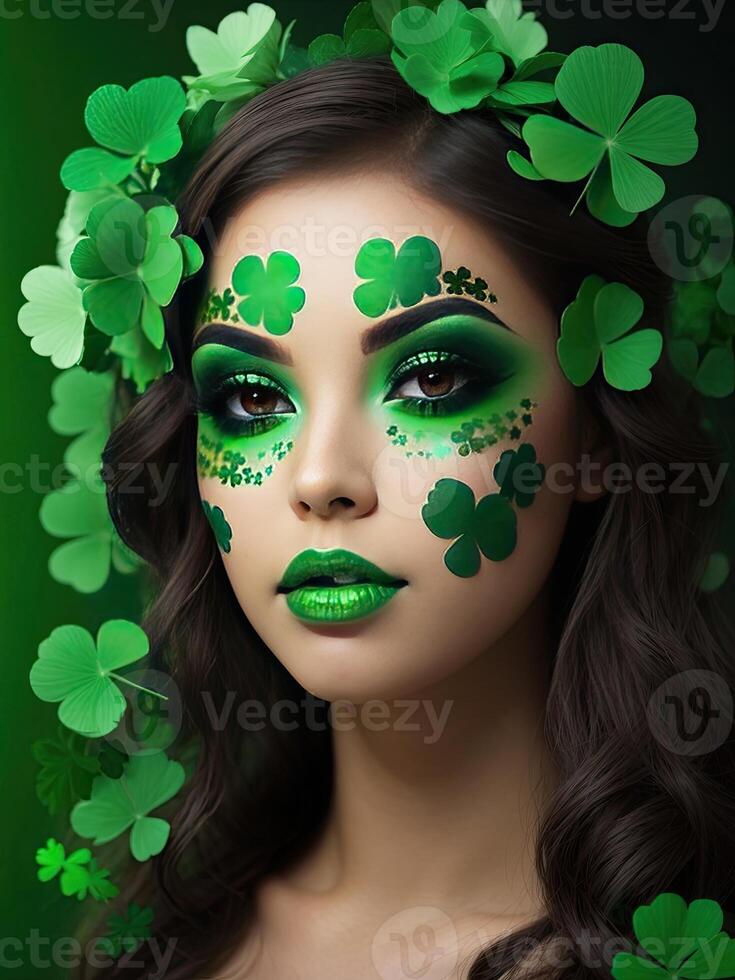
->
[279,587,557,922]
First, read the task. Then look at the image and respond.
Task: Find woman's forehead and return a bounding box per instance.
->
[207,173,494,290]
[200,172,555,351]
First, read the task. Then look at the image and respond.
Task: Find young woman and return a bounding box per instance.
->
[91,57,735,979]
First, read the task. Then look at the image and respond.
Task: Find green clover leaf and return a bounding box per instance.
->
[32,726,101,816]
[558,275,663,391]
[36,839,91,891]
[35,840,117,901]
[49,367,115,476]
[308,2,391,65]
[69,859,119,902]
[442,267,493,303]
[70,197,200,342]
[29,620,151,737]
[422,477,517,576]
[185,5,283,105]
[519,44,698,226]
[372,0,442,34]
[494,444,545,508]
[354,236,442,318]
[61,77,186,192]
[231,251,306,334]
[465,0,547,68]
[57,189,116,272]
[39,476,140,594]
[18,266,87,369]
[390,0,505,115]
[110,325,174,394]
[202,501,233,554]
[668,271,735,398]
[99,903,154,958]
[668,339,735,400]
[71,751,186,862]
[612,893,735,979]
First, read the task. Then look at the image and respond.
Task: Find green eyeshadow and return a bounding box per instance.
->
[192,343,300,487]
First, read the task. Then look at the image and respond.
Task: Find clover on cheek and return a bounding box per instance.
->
[421,443,546,578]
[201,500,233,554]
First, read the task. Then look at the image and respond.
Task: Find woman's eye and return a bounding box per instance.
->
[225,381,294,420]
[386,356,475,402]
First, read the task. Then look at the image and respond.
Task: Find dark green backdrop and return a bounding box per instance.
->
[2,1,732,975]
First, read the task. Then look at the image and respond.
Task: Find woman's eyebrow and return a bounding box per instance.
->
[360,298,508,355]
[192,297,507,363]
[192,324,293,365]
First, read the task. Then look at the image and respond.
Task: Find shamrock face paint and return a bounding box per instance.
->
[422,443,546,578]
[197,251,306,335]
[353,235,499,319]
[202,500,233,554]
[193,171,589,705]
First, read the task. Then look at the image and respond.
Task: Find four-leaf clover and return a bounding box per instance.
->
[231,251,306,334]
[61,77,187,192]
[29,620,152,737]
[354,236,442,318]
[390,0,505,115]
[558,275,662,391]
[516,44,698,226]
[422,478,517,577]
[71,751,186,862]
[612,893,735,979]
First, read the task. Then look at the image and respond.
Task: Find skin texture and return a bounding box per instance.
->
[193,172,609,979]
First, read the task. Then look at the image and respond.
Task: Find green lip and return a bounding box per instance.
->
[278,548,407,623]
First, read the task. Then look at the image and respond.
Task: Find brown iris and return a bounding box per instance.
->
[417,365,456,398]
[238,384,279,416]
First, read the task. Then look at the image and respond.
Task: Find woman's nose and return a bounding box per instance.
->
[288,407,378,521]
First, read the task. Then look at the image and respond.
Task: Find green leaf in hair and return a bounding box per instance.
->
[519,44,698,227]
[558,275,662,391]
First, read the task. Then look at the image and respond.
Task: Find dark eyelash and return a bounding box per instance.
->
[196,372,294,437]
[385,350,512,416]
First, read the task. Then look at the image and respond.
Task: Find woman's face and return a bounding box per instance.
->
[191,171,587,703]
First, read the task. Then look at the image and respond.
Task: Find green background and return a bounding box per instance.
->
[1,0,732,974]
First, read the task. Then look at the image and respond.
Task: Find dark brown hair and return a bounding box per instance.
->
[88,58,735,979]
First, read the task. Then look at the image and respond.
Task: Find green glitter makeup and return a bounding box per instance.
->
[192,340,300,488]
[386,397,538,459]
[199,287,240,326]
[368,310,543,457]
[202,501,233,553]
